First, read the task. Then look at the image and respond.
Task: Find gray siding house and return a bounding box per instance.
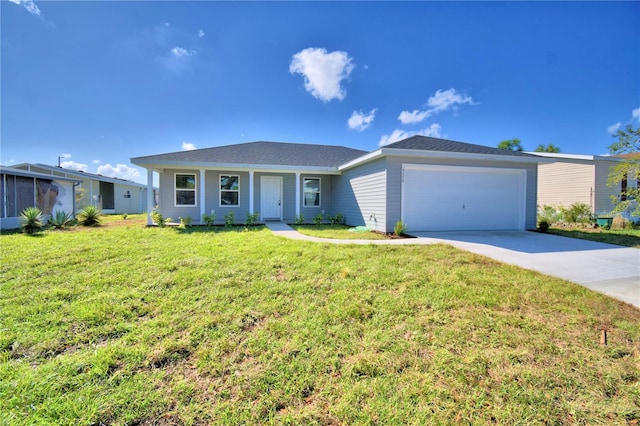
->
[132,136,549,232]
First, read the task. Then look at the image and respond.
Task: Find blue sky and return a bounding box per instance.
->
[2,1,639,184]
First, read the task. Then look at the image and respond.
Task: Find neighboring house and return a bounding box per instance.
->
[0,166,79,229]
[532,152,637,216]
[131,136,549,232]
[12,163,156,215]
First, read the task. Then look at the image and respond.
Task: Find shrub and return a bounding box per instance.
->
[77,205,102,226]
[537,205,560,224]
[246,212,259,226]
[394,220,407,236]
[313,213,324,225]
[151,210,171,228]
[294,214,305,225]
[179,216,192,228]
[330,213,345,225]
[49,210,74,230]
[202,213,215,227]
[538,220,550,233]
[19,207,44,234]
[122,213,128,220]
[559,202,593,224]
[224,211,235,228]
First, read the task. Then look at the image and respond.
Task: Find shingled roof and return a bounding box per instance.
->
[132,141,368,168]
[383,135,540,158]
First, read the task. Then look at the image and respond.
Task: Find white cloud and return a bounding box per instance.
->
[378,124,442,146]
[171,46,196,58]
[198,29,205,38]
[9,0,41,16]
[348,109,377,132]
[398,110,431,125]
[59,153,72,160]
[92,159,102,164]
[632,107,640,121]
[607,122,622,134]
[182,141,196,151]
[289,47,355,102]
[398,88,474,124]
[163,46,197,73]
[97,164,141,181]
[60,160,89,171]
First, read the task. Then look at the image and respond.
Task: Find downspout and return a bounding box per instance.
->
[73,181,81,216]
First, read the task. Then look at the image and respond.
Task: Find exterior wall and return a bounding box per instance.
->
[332,158,387,232]
[113,184,147,214]
[0,172,76,229]
[537,161,594,210]
[160,169,201,222]
[385,156,538,232]
[594,160,623,215]
[299,174,332,222]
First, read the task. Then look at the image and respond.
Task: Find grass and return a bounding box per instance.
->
[548,226,640,248]
[1,214,639,425]
[290,224,388,240]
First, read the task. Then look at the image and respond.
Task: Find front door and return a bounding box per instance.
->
[261,176,282,220]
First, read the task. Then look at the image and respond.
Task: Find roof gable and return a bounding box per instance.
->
[384,135,540,158]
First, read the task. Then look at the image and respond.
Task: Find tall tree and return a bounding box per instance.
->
[497,138,523,152]
[535,144,561,153]
[607,124,640,218]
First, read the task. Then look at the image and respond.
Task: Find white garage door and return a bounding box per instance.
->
[401,164,526,232]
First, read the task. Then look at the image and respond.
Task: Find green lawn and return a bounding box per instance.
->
[1,215,639,425]
[548,227,640,248]
[290,224,389,240]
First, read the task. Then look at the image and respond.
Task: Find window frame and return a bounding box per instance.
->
[219,174,240,207]
[303,177,321,208]
[174,173,197,207]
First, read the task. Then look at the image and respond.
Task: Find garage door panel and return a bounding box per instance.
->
[402,165,526,232]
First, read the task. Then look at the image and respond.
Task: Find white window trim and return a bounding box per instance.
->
[219,174,240,207]
[303,177,321,208]
[174,173,197,207]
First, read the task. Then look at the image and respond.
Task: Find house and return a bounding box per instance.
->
[0,166,79,229]
[532,152,637,216]
[12,163,156,215]
[131,136,550,232]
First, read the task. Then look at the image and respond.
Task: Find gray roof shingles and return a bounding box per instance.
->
[132,141,368,168]
[132,136,539,169]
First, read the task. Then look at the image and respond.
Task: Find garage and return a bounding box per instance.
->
[401,164,527,232]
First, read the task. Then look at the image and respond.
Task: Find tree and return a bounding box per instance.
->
[497,138,523,152]
[607,124,640,219]
[535,144,561,153]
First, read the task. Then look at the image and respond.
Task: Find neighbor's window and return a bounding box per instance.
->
[220,175,239,206]
[303,177,320,207]
[175,174,196,206]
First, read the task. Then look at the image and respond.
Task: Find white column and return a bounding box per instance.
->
[146,168,154,225]
[295,172,301,218]
[199,169,206,220]
[249,170,254,214]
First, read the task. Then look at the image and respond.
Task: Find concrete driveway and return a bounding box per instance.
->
[411,231,640,308]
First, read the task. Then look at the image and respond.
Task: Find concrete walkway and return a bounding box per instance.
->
[265,222,640,308]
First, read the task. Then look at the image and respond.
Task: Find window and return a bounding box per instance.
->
[621,177,628,202]
[220,175,239,206]
[303,177,320,207]
[175,174,196,206]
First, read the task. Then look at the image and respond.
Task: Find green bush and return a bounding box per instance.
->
[19,207,44,234]
[538,220,550,233]
[224,211,235,228]
[394,220,407,236]
[151,210,172,227]
[313,213,324,225]
[559,202,593,224]
[246,212,259,226]
[77,205,102,226]
[330,213,345,225]
[537,205,560,224]
[294,214,305,225]
[202,213,215,227]
[49,210,74,230]
[179,216,192,228]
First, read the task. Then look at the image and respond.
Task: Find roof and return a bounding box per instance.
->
[12,163,149,188]
[0,166,81,182]
[132,141,368,169]
[385,135,541,158]
[528,152,624,162]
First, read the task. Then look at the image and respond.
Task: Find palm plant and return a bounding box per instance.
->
[77,205,102,226]
[49,210,74,229]
[19,207,44,234]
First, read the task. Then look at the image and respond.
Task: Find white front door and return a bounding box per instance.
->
[261,176,282,220]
